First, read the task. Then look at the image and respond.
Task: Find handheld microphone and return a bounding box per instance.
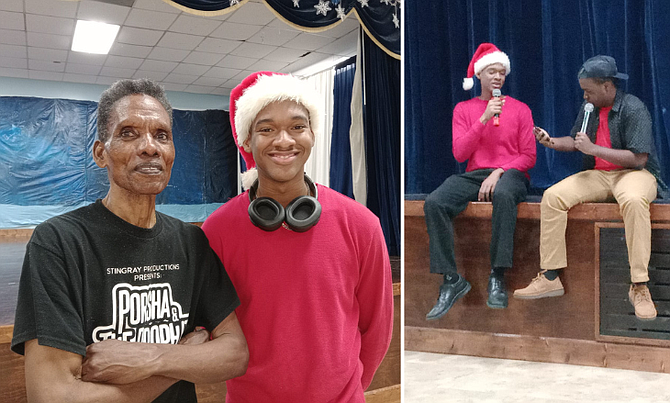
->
[580,103,594,133]
[492,89,501,126]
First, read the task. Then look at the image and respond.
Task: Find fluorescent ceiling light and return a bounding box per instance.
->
[71,20,120,54]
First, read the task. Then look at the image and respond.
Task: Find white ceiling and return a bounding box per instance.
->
[0,0,359,97]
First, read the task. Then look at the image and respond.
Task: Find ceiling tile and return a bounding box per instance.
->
[226,2,275,26]
[77,1,131,25]
[157,32,204,50]
[164,73,198,85]
[264,47,310,63]
[195,37,240,54]
[193,76,226,87]
[105,55,144,69]
[29,59,66,73]
[139,59,178,73]
[26,14,76,36]
[63,73,98,84]
[222,78,240,89]
[0,67,29,78]
[0,29,26,46]
[0,0,22,13]
[172,63,210,75]
[162,82,188,92]
[284,51,330,73]
[133,70,169,81]
[109,42,153,59]
[0,11,26,31]
[125,9,178,31]
[217,55,258,70]
[133,0,181,14]
[209,22,261,41]
[202,66,241,80]
[25,0,77,18]
[182,51,225,66]
[316,30,357,56]
[28,47,69,63]
[117,26,164,47]
[67,52,109,66]
[283,33,333,51]
[148,47,189,62]
[247,26,301,47]
[29,71,64,81]
[230,69,255,82]
[247,59,289,72]
[66,63,103,75]
[27,33,72,50]
[100,66,137,78]
[169,14,222,36]
[97,76,120,85]
[185,84,217,94]
[230,42,275,59]
[209,87,231,96]
[0,57,27,69]
[312,17,359,38]
[0,44,27,59]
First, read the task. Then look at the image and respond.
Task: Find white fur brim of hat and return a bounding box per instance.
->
[462,51,511,90]
[235,74,322,153]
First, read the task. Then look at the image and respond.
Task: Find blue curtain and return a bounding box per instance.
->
[168,0,400,57]
[363,32,400,256]
[329,56,356,198]
[406,0,670,196]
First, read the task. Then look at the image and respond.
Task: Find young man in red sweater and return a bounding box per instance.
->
[202,72,394,402]
[424,43,536,320]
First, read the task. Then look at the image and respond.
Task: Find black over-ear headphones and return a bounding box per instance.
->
[248,175,322,232]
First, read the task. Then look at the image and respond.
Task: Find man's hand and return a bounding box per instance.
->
[480,96,504,125]
[478,168,504,202]
[574,132,597,155]
[82,339,158,384]
[534,126,554,148]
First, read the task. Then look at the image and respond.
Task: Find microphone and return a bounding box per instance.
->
[580,102,594,133]
[492,89,501,126]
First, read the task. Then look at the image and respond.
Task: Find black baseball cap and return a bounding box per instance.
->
[577,55,629,80]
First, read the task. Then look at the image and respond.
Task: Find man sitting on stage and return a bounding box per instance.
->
[424,43,536,320]
[514,55,665,321]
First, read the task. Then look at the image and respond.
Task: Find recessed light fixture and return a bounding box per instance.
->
[71,20,120,54]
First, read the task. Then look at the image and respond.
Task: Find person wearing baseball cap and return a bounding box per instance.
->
[201,71,393,402]
[515,55,666,320]
[424,43,536,320]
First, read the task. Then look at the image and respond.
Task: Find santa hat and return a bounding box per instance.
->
[462,43,511,90]
[229,71,322,190]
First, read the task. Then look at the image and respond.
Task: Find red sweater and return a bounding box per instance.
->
[452,96,536,174]
[202,185,393,403]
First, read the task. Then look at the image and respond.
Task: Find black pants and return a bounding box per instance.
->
[423,169,529,275]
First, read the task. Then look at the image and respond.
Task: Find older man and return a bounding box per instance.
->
[202,71,394,402]
[514,55,666,321]
[11,79,248,402]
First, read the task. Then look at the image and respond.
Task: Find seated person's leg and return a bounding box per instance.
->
[515,170,611,299]
[487,169,529,308]
[612,169,658,320]
[424,170,489,320]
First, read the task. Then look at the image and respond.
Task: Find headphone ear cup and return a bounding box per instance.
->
[285,195,321,232]
[248,197,285,231]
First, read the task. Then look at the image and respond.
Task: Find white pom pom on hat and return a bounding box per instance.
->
[463,43,511,91]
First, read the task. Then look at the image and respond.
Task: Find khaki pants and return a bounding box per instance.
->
[540,169,657,283]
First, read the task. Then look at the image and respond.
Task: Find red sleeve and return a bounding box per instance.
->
[452,101,486,163]
[500,102,536,172]
[357,219,394,389]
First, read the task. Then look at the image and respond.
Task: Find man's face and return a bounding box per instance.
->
[93,94,175,197]
[579,78,614,108]
[476,63,506,93]
[244,100,314,186]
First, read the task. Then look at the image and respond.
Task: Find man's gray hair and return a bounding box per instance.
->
[97,78,173,143]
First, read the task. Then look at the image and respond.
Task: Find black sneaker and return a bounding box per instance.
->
[486,271,508,309]
[425,275,471,321]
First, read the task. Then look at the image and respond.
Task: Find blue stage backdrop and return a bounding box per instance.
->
[0,97,237,228]
[406,0,670,197]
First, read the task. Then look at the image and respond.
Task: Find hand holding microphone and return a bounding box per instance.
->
[482,90,503,125]
[492,89,502,126]
[575,103,596,154]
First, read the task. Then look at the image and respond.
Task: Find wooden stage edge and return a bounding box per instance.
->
[406,326,670,374]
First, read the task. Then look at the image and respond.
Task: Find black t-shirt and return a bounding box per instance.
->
[12,200,239,402]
